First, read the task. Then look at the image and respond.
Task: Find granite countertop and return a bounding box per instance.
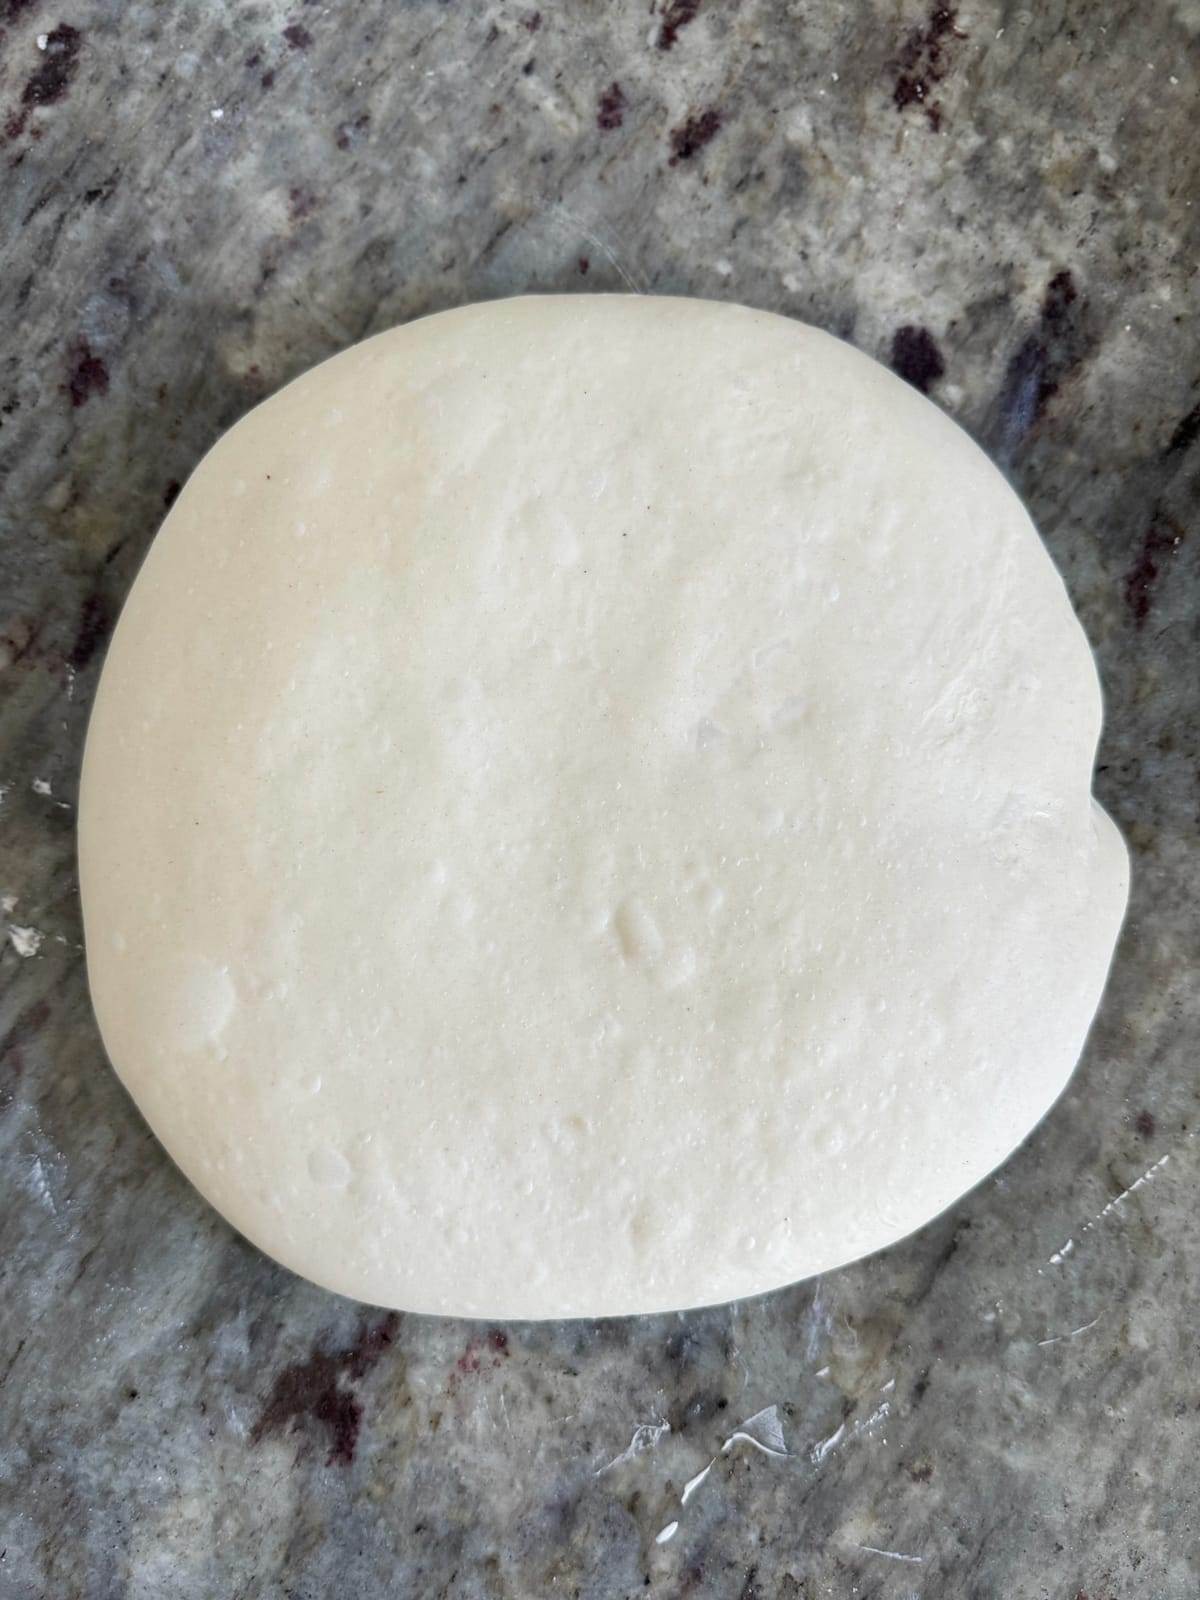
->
[1,2,1198,1595]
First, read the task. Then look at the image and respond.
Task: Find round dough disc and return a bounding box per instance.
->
[80,297,1128,1318]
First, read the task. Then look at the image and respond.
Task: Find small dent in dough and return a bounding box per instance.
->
[544,1114,589,1153]
[307,1145,352,1188]
[752,638,790,670]
[663,946,697,989]
[613,897,663,964]
[171,960,236,1052]
[552,525,581,567]
[772,695,809,731]
[683,862,726,918]
[629,1200,654,1249]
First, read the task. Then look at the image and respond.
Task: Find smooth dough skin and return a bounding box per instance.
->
[79,297,1128,1318]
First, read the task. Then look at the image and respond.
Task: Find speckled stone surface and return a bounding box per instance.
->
[1,1,1198,1595]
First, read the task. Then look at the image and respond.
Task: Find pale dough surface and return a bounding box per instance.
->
[79,297,1128,1318]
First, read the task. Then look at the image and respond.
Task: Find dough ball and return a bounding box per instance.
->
[79,298,1127,1317]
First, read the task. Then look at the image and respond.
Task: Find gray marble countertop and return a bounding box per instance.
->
[2,2,1198,1595]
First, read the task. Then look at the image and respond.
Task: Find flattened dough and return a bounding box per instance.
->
[80,297,1128,1317]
